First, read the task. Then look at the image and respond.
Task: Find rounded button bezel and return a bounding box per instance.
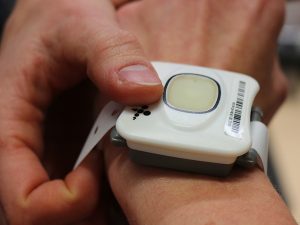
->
[163,73,221,114]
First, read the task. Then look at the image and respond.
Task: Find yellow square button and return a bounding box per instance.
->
[165,74,220,113]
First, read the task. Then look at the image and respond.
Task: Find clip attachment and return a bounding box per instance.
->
[237,107,269,172]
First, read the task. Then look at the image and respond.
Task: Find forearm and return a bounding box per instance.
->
[146,169,295,225]
[105,145,296,225]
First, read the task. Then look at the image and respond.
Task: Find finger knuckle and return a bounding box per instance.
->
[95,29,142,61]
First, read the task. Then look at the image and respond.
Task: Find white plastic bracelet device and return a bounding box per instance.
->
[74,62,268,177]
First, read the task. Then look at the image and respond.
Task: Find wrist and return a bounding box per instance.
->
[123,166,295,225]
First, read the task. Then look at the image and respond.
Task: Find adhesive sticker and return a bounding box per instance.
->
[224,80,247,139]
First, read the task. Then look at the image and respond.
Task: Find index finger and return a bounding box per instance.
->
[0,139,101,225]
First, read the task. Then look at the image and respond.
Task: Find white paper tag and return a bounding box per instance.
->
[73,101,123,169]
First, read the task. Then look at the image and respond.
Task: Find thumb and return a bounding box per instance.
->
[87,28,163,105]
[54,0,163,105]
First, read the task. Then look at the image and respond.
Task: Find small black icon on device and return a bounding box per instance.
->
[132,105,151,120]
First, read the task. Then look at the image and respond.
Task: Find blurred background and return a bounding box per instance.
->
[271,1,300,223]
[1,0,300,224]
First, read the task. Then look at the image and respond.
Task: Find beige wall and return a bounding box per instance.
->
[270,72,300,223]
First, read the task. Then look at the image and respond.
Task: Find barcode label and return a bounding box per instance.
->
[231,81,246,133]
[225,80,247,138]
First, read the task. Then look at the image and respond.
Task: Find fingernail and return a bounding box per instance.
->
[118,65,161,85]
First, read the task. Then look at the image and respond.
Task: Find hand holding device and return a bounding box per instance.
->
[0,0,162,224]
[76,62,268,177]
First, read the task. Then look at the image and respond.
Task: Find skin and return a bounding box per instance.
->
[0,0,163,224]
[0,0,296,224]
[116,0,288,123]
[103,0,296,225]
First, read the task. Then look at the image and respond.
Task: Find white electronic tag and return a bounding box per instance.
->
[75,62,268,176]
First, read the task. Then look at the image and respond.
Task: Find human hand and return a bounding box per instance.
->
[103,1,296,225]
[117,0,288,123]
[0,0,163,224]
